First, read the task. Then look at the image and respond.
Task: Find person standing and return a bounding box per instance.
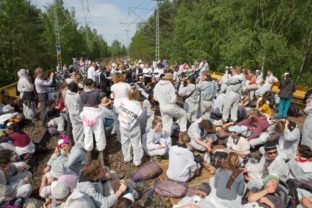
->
[277,73,296,118]
[34,67,54,124]
[222,67,244,123]
[65,82,84,143]
[17,69,35,120]
[80,79,106,165]
[154,73,187,135]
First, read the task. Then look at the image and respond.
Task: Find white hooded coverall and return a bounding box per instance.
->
[118,99,144,166]
[154,80,187,134]
[80,107,106,152]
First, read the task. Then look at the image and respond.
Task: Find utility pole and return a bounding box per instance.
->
[153,0,163,62]
[54,0,62,71]
[125,29,130,58]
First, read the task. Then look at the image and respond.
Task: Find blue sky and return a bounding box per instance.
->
[30,0,156,46]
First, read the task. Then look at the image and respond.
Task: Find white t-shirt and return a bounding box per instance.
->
[111,82,131,100]
[87,66,95,81]
[154,68,164,79]
[143,67,152,77]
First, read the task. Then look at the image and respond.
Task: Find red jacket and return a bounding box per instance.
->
[9,131,31,147]
[237,115,269,140]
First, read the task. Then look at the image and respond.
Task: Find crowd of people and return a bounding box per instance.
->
[0,57,312,208]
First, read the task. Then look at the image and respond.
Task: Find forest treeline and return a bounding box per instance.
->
[0,0,126,86]
[129,0,312,86]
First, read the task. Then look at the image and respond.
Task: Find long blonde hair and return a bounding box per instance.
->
[128,88,139,101]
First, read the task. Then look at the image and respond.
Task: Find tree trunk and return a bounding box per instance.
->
[300,29,312,73]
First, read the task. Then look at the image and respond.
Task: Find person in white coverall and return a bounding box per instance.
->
[219,67,231,94]
[188,119,215,152]
[222,67,244,122]
[167,133,200,182]
[255,70,278,97]
[110,73,131,141]
[302,93,312,148]
[273,119,300,161]
[118,88,144,166]
[65,82,84,143]
[153,73,187,135]
[243,140,289,189]
[197,70,217,120]
[79,79,106,165]
[178,75,200,122]
[143,116,171,156]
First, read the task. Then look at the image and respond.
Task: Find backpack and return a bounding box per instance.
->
[131,162,163,182]
[201,81,217,101]
[154,179,188,198]
[288,104,304,117]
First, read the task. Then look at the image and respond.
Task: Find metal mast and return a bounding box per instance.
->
[154,0,162,61]
[54,1,62,69]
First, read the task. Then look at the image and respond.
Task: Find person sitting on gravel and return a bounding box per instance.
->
[142,116,171,157]
[167,133,201,182]
[0,122,35,161]
[42,135,72,181]
[49,182,96,208]
[230,109,270,148]
[0,149,32,204]
[287,145,312,181]
[78,162,130,208]
[273,119,300,161]
[207,152,245,207]
[243,140,289,189]
[188,118,216,153]
[43,99,65,133]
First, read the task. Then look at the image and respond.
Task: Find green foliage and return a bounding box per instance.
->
[0,0,123,86]
[129,0,312,86]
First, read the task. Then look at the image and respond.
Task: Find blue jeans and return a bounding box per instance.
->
[278,98,292,118]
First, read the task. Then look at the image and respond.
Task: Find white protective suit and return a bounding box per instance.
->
[287,159,312,181]
[77,181,117,208]
[17,69,35,120]
[0,164,32,203]
[166,145,200,182]
[197,80,217,120]
[178,83,200,122]
[80,107,106,152]
[222,74,244,122]
[65,91,84,143]
[302,97,312,148]
[255,74,278,97]
[188,120,216,152]
[246,155,289,189]
[143,129,171,156]
[219,72,231,93]
[118,99,144,166]
[154,80,187,134]
[63,189,96,208]
[278,126,300,160]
